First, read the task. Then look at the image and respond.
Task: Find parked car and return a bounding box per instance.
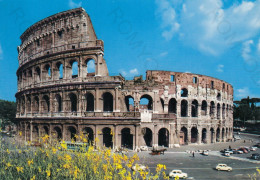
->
[202,150,209,156]
[215,164,232,171]
[169,170,188,179]
[239,148,248,154]
[234,136,241,140]
[233,150,243,154]
[132,164,147,171]
[251,153,260,160]
[224,152,231,157]
[249,147,257,151]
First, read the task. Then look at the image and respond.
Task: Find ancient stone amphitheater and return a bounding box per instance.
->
[15,8,233,149]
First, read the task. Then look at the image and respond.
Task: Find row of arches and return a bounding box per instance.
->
[18,59,96,89]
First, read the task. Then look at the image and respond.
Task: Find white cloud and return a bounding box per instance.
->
[160,51,168,57]
[0,44,3,60]
[120,68,139,77]
[155,0,260,55]
[217,64,224,72]
[69,0,82,9]
[236,87,250,99]
[242,40,254,63]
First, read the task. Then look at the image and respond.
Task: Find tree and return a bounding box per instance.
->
[0,99,16,129]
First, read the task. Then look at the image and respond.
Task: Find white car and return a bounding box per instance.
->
[131,164,147,171]
[224,151,231,156]
[140,146,149,151]
[169,170,188,179]
[216,164,232,171]
[202,150,209,156]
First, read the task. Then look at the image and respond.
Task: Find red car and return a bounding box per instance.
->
[239,148,248,153]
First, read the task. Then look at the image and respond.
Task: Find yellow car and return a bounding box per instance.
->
[216,164,232,171]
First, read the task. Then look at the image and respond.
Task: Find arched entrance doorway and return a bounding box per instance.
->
[142,128,153,147]
[158,128,169,147]
[53,127,62,141]
[202,128,207,143]
[216,128,220,142]
[121,128,133,149]
[210,128,214,143]
[83,127,94,144]
[180,127,188,145]
[191,127,198,143]
[102,127,113,148]
[68,126,77,141]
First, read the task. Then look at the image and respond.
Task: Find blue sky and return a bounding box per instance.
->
[1,0,260,101]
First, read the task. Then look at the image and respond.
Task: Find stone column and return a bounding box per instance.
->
[197,128,201,144]
[113,125,117,149]
[187,127,191,144]
[153,125,158,147]
[135,125,140,149]
[30,122,33,142]
[169,123,175,148]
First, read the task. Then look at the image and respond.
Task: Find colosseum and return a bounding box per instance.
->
[14,8,233,149]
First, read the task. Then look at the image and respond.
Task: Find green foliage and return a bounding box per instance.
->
[0,99,16,128]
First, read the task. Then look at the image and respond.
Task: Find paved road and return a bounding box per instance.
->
[132,133,260,180]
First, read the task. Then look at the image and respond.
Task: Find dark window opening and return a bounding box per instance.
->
[121,128,133,149]
[181,100,188,117]
[181,88,188,97]
[191,127,198,143]
[210,128,214,143]
[125,96,134,112]
[217,103,221,119]
[43,95,50,112]
[211,81,214,89]
[217,93,221,101]
[56,94,62,112]
[201,100,207,116]
[53,127,62,140]
[171,75,175,82]
[216,128,220,142]
[168,98,177,113]
[83,127,94,145]
[103,92,113,112]
[72,45,75,49]
[142,128,152,147]
[158,128,169,147]
[202,128,207,143]
[57,31,63,38]
[193,77,198,84]
[69,93,77,112]
[191,100,198,117]
[210,101,215,118]
[180,127,188,144]
[68,126,77,141]
[86,93,94,112]
[103,127,113,148]
[223,83,225,90]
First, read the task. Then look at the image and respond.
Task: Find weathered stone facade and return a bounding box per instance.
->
[14,8,233,149]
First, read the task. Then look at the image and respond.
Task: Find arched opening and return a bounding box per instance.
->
[180,127,188,145]
[217,103,221,119]
[142,128,152,147]
[201,100,207,116]
[168,98,177,113]
[140,95,153,110]
[202,128,207,143]
[71,61,78,78]
[191,100,198,117]
[216,128,220,142]
[121,128,133,149]
[83,127,94,144]
[86,93,94,112]
[86,59,96,76]
[42,95,50,113]
[53,127,62,140]
[181,100,188,117]
[21,97,25,115]
[181,88,188,97]
[210,101,215,118]
[210,128,214,143]
[43,126,49,136]
[125,96,134,112]
[45,64,51,78]
[26,97,31,113]
[103,92,113,112]
[226,105,229,118]
[33,96,39,113]
[160,98,164,112]
[222,128,225,142]
[32,126,39,141]
[158,128,169,147]
[217,93,221,101]
[35,67,41,83]
[226,128,228,140]
[191,127,198,143]
[69,93,77,112]
[56,62,63,79]
[222,104,225,119]
[55,94,62,112]
[68,126,77,141]
[102,127,113,148]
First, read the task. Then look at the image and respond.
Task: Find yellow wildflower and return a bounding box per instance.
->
[28,159,34,166]
[46,169,51,177]
[74,166,80,178]
[6,149,10,154]
[52,147,57,154]
[30,175,36,180]
[16,166,24,173]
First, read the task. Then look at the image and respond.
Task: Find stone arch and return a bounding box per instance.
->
[158,128,169,147]
[69,60,78,78]
[222,127,225,142]
[121,128,133,149]
[82,127,94,144]
[69,93,77,112]
[33,96,39,113]
[180,127,188,145]
[168,98,177,113]
[42,95,50,113]
[222,104,225,119]
[68,126,77,141]
[85,92,94,112]
[217,103,221,119]
[201,100,207,116]
[55,62,63,79]
[53,126,62,141]
[210,101,215,118]
[217,93,221,101]
[55,94,62,112]
[85,58,96,76]
[32,126,39,141]
[181,100,188,117]
[43,64,51,80]
[125,95,134,112]
[202,128,207,143]
[20,96,25,115]
[142,127,153,147]
[181,88,188,97]
[102,127,113,148]
[140,94,153,110]
[103,92,113,112]
[216,127,220,142]
[191,100,198,117]
[26,96,31,113]
[191,127,198,143]
[35,66,41,83]
[210,128,214,143]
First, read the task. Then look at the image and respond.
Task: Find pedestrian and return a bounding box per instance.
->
[229,145,231,149]
[192,151,195,157]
